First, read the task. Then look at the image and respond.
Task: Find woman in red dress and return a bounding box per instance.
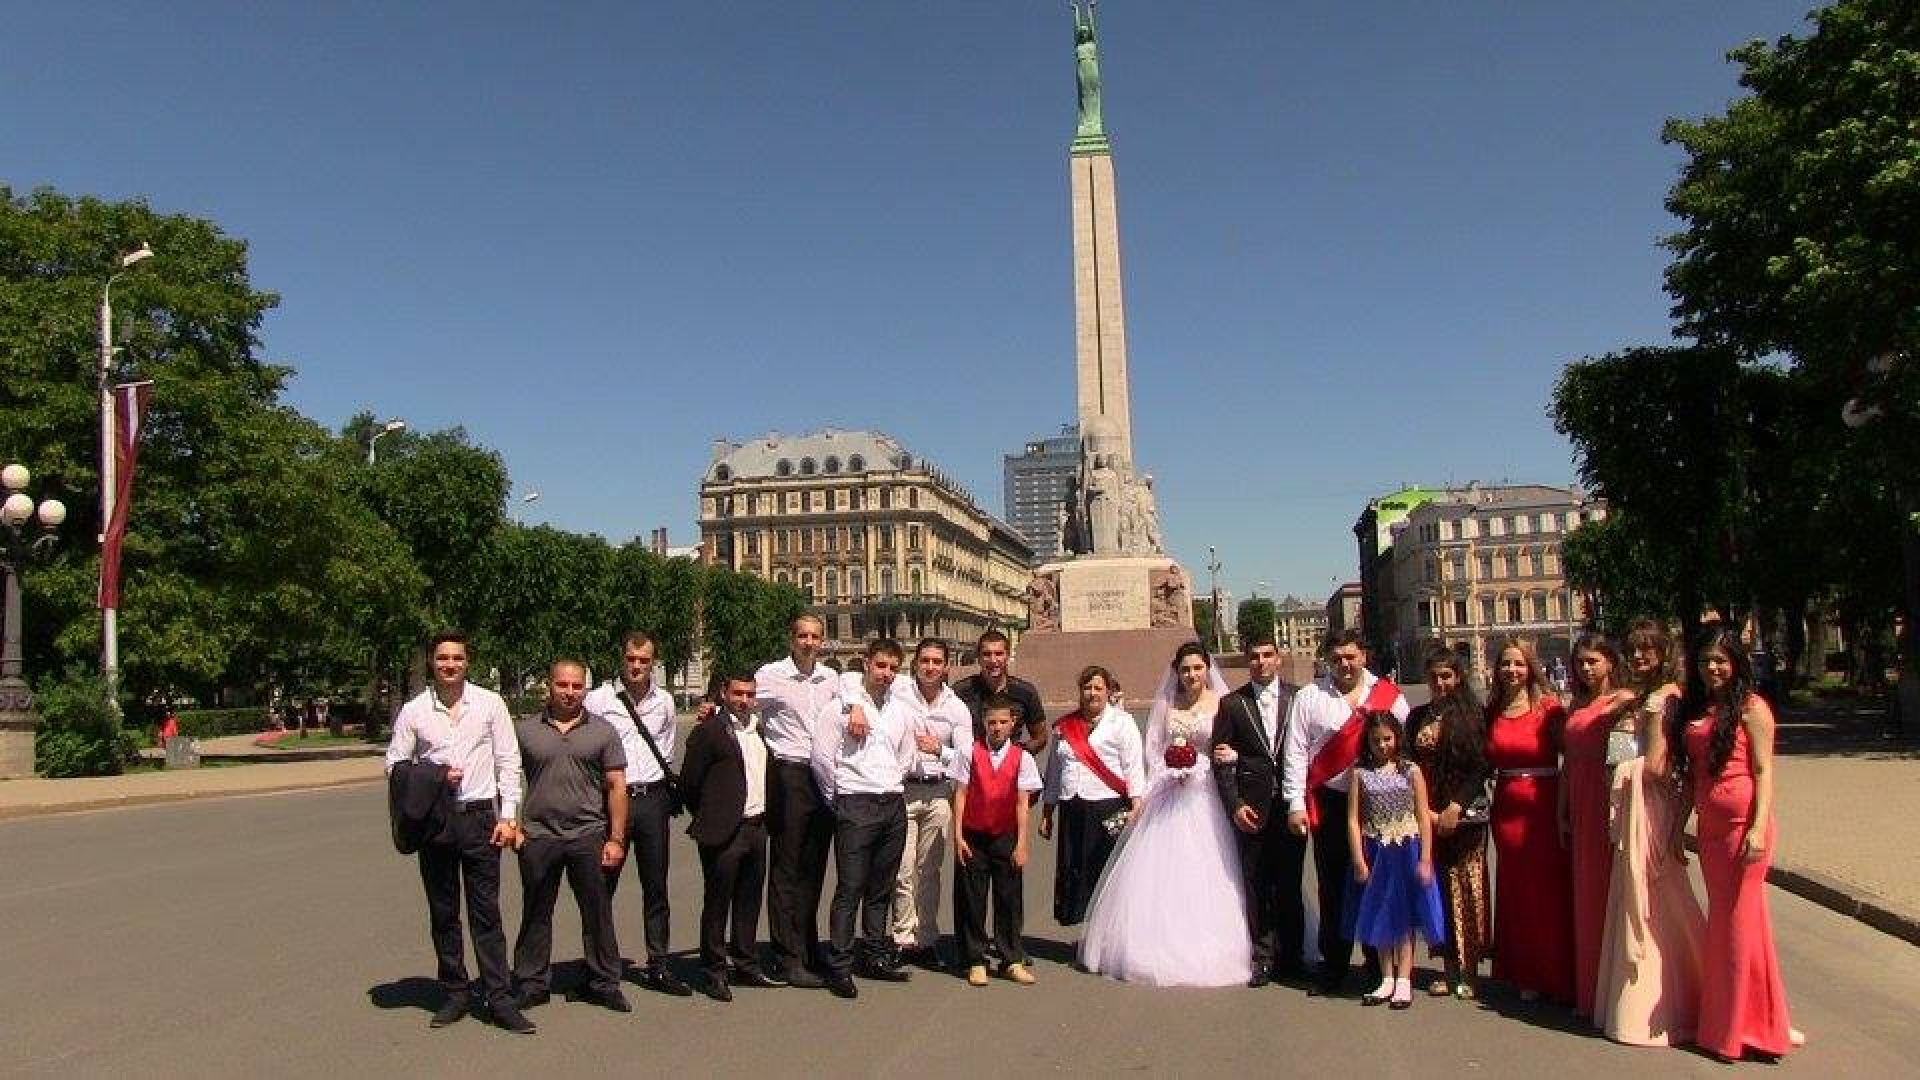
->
[1485,638,1574,1004]
[1560,633,1637,1020]
[1672,627,1793,1062]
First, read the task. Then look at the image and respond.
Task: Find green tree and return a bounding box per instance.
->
[1235,597,1276,653]
[702,568,806,682]
[466,523,621,696]
[608,544,705,684]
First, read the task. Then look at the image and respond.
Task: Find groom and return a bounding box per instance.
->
[1210,636,1303,987]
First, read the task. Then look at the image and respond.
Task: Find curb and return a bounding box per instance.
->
[1682,832,1920,948]
[0,774,382,822]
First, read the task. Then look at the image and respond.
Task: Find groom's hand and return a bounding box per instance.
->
[1287,810,1309,837]
[1232,806,1261,834]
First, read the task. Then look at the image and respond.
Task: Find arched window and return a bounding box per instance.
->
[775,570,790,585]
[799,457,817,476]
[847,454,865,472]
[849,568,865,601]
[909,567,923,595]
[880,567,896,596]
[824,456,841,474]
[775,459,793,477]
[800,571,814,600]
[714,464,732,481]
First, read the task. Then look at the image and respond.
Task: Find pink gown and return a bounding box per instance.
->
[1486,698,1574,1004]
[1687,701,1793,1059]
[1561,698,1615,1018]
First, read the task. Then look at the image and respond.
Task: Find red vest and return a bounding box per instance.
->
[962,740,1024,836]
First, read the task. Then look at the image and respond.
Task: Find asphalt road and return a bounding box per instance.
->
[0,784,1912,1078]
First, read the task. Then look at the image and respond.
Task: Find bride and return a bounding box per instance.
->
[1079,642,1252,987]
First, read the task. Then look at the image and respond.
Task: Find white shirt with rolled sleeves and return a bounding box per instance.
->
[583,678,675,785]
[1041,707,1146,804]
[1278,672,1410,817]
[892,680,971,782]
[754,656,843,765]
[384,681,523,821]
[811,675,915,804]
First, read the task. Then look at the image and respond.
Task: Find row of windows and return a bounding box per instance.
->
[1422,545,1560,583]
[1409,508,1595,545]
[712,452,917,483]
[712,486,922,517]
[767,565,926,603]
[740,524,927,558]
[1416,593,1577,628]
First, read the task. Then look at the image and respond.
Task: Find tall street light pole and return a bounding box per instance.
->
[99,243,153,711]
[366,418,406,465]
[1,463,67,777]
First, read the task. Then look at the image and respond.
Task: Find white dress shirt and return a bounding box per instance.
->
[1041,706,1146,804]
[384,681,523,821]
[892,679,971,783]
[811,675,915,803]
[584,678,676,785]
[729,710,769,819]
[755,655,844,764]
[1279,672,1410,815]
[953,738,1043,793]
[1251,677,1282,748]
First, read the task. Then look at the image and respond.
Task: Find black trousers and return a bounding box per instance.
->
[954,826,1026,966]
[1053,796,1126,926]
[1239,816,1309,973]
[825,793,908,976]
[1309,785,1380,984]
[698,818,768,976]
[418,801,512,1004]
[512,834,622,996]
[604,784,674,964]
[766,758,834,974]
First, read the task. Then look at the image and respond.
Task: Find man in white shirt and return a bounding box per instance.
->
[383,632,534,1034]
[812,638,916,998]
[583,631,692,998]
[1279,628,1409,996]
[889,637,971,966]
[755,613,848,988]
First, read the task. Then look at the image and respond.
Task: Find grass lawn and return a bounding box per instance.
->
[251,731,368,749]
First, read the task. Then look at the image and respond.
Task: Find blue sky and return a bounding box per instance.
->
[7,1,1817,603]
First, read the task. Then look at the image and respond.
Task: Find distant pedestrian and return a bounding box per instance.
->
[382,632,533,1034]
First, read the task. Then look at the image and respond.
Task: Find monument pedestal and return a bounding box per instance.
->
[1017,555,1195,710]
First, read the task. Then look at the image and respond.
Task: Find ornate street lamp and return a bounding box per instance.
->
[1,463,67,778]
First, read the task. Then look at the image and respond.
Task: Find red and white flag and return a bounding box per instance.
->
[97,380,153,610]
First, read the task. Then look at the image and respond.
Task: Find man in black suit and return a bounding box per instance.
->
[680,670,781,1002]
[1210,636,1305,987]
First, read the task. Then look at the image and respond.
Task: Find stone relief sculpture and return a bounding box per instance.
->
[1025,571,1061,632]
[1149,564,1193,628]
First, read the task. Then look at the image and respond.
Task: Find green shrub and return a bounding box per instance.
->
[33,673,133,778]
[173,708,268,738]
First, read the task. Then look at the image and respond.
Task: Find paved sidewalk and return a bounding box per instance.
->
[0,703,1914,946]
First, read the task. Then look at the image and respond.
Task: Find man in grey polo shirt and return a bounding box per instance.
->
[510,659,632,1015]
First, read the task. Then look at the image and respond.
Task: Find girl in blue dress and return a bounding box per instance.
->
[1345,710,1448,1009]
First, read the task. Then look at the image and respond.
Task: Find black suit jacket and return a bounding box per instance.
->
[1210,680,1297,820]
[681,712,758,848]
[387,760,452,854]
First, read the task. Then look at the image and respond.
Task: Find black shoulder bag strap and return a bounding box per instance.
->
[618,688,684,816]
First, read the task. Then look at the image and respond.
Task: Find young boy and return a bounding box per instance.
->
[952,694,1042,986]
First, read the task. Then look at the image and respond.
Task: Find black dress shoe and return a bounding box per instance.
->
[826,974,859,999]
[490,1001,537,1035]
[514,986,550,1010]
[429,996,468,1028]
[785,967,826,989]
[702,972,733,1002]
[1246,970,1272,989]
[731,967,784,989]
[640,965,694,997]
[574,987,633,1013]
[856,959,912,983]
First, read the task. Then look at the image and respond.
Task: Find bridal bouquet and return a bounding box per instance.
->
[1163,736,1198,771]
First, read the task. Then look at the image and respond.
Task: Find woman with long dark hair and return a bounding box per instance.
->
[1670,627,1794,1062]
[1592,617,1705,1046]
[1560,631,1638,1020]
[1040,665,1144,927]
[1406,645,1490,998]
[1484,637,1574,1004]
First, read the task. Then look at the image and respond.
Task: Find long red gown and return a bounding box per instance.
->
[1487,697,1575,1003]
[1687,700,1793,1059]
[1562,697,1616,1018]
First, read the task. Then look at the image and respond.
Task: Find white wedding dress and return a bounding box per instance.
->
[1078,697,1253,987]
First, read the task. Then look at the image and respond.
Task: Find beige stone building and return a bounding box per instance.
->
[1368,483,1607,684]
[698,430,1034,668]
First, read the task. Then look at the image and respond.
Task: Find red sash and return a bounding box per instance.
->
[1304,677,1401,827]
[1057,711,1130,799]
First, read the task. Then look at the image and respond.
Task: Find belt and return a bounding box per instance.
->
[741,813,766,826]
[838,791,903,803]
[455,798,495,814]
[1497,766,1560,779]
[628,780,669,797]
[904,776,951,787]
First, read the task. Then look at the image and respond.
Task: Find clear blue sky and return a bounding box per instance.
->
[7,1,1817,604]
